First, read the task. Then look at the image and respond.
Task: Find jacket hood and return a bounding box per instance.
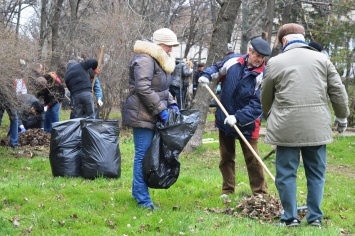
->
[134,40,176,74]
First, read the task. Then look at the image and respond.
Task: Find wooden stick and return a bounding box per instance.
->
[204,85,275,182]
[92,45,105,90]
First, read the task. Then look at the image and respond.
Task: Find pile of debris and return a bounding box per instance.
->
[0,128,51,147]
[233,194,283,221]
[19,128,51,146]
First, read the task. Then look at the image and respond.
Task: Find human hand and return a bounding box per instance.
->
[94,68,100,74]
[44,105,48,112]
[198,76,209,87]
[168,104,180,114]
[98,99,103,107]
[334,117,347,133]
[19,125,26,133]
[216,83,222,94]
[224,115,237,127]
[159,110,169,123]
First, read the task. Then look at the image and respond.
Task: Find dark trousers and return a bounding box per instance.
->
[218,130,268,195]
[169,85,186,110]
[72,91,95,119]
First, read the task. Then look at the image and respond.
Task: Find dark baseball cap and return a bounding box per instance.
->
[251,38,271,56]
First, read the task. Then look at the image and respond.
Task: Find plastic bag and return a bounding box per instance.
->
[143,109,199,189]
[49,118,83,177]
[80,119,121,179]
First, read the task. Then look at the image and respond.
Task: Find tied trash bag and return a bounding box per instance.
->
[143,109,199,189]
[49,118,84,177]
[80,119,121,179]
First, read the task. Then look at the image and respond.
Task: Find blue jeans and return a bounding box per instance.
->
[6,108,19,147]
[275,145,326,223]
[44,103,60,133]
[132,127,154,206]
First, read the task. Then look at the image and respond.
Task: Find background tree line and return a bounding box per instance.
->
[1,0,354,149]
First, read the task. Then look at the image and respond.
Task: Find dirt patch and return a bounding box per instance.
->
[327,164,355,179]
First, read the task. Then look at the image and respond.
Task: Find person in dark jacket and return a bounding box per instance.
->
[192,62,205,97]
[37,73,65,133]
[169,59,192,109]
[17,93,44,131]
[198,37,271,197]
[64,59,99,119]
[122,28,179,210]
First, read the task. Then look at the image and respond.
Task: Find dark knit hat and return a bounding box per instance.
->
[309,42,323,52]
[251,38,271,56]
[277,23,305,43]
[32,101,44,113]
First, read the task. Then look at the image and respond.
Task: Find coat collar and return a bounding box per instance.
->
[133,40,176,74]
[237,55,265,74]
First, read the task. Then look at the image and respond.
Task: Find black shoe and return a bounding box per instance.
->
[275,219,300,227]
[147,204,159,210]
[309,219,322,227]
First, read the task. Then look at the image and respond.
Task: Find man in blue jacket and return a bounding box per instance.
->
[64,59,99,119]
[198,38,271,196]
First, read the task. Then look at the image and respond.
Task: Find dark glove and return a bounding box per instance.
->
[168,104,180,114]
[159,110,168,123]
[334,117,347,133]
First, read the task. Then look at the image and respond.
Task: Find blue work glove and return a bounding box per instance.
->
[19,125,26,133]
[216,82,222,94]
[159,110,169,123]
[168,104,180,114]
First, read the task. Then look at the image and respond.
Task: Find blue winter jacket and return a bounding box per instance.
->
[201,54,264,139]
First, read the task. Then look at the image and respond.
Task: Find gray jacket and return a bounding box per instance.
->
[122,40,177,130]
[170,60,192,88]
[261,42,349,146]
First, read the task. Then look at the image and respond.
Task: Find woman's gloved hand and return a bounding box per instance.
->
[159,110,169,123]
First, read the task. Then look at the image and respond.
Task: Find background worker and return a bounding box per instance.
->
[64,59,100,119]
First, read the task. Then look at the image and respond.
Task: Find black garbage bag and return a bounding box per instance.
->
[143,109,199,189]
[80,119,121,179]
[49,118,83,177]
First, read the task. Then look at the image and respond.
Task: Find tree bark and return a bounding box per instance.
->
[184,0,242,152]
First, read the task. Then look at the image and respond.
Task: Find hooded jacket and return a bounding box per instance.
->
[201,54,264,139]
[261,42,349,146]
[64,59,98,95]
[122,40,176,130]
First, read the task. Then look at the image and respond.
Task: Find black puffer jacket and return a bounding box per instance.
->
[122,40,177,130]
[64,59,98,95]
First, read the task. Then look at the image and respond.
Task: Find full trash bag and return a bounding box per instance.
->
[80,119,121,179]
[143,109,199,189]
[49,118,83,177]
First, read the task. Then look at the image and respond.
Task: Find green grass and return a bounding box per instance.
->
[0,109,354,235]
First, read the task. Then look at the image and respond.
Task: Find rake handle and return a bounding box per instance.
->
[204,85,275,182]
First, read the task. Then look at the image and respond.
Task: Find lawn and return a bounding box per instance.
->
[0,108,354,235]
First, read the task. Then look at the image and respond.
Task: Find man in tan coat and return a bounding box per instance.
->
[261,23,349,227]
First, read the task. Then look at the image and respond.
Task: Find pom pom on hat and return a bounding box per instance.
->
[153,28,179,47]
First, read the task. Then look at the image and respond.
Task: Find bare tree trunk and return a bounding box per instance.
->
[184,0,242,152]
[39,0,47,60]
[264,0,275,44]
[50,0,65,68]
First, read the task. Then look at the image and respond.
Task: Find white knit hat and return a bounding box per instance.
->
[152,28,179,47]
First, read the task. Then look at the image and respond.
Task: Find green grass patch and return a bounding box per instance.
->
[0,109,354,235]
